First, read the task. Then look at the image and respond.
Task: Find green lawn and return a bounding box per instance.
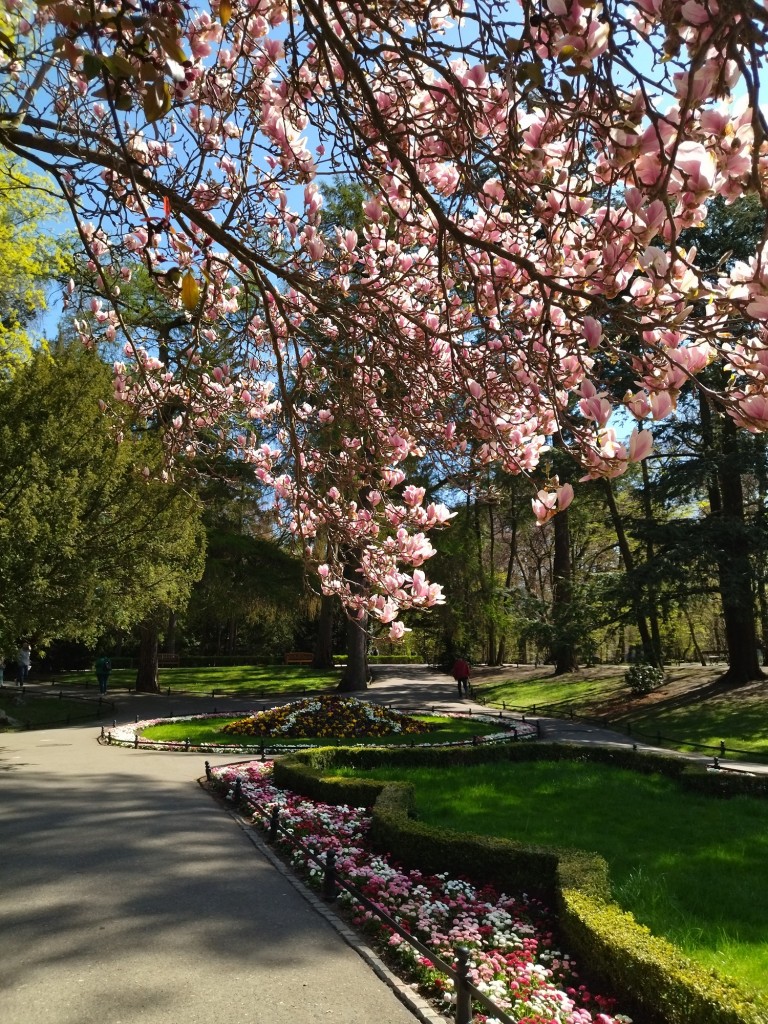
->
[474,671,626,715]
[619,696,768,759]
[0,692,109,729]
[474,668,768,761]
[140,714,507,748]
[54,664,340,696]
[333,757,768,998]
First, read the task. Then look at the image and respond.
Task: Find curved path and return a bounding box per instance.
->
[1,666,764,1024]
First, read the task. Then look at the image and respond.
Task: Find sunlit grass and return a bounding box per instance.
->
[474,671,625,714]
[619,696,768,758]
[55,664,340,695]
[333,757,768,997]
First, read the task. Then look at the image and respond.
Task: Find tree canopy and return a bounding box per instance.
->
[1,0,768,642]
[0,344,206,649]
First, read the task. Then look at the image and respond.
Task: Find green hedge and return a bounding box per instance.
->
[274,743,768,1024]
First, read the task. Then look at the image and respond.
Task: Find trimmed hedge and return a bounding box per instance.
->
[273,743,768,1024]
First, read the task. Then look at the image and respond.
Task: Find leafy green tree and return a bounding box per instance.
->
[0,153,69,372]
[0,343,205,660]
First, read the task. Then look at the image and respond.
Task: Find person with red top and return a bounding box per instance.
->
[452,657,471,697]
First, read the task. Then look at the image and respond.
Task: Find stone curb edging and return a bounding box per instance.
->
[202,780,448,1024]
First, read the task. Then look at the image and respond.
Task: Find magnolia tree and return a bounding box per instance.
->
[2,0,767,646]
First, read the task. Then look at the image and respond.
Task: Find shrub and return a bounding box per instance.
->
[625,662,664,695]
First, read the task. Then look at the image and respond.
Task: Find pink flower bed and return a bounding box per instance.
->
[211,761,631,1024]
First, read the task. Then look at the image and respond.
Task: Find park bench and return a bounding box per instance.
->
[284,651,313,665]
[157,653,180,668]
[703,651,727,664]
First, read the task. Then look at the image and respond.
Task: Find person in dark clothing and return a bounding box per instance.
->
[95,655,112,694]
[452,657,471,697]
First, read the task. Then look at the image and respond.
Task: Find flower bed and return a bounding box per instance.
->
[221,695,434,738]
[211,760,630,1024]
[105,699,538,752]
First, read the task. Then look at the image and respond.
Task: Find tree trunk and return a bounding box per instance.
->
[600,479,658,666]
[339,611,368,690]
[683,608,706,666]
[166,609,177,655]
[135,619,159,693]
[640,460,664,667]
[552,504,578,674]
[338,547,369,691]
[701,396,763,684]
[312,593,336,670]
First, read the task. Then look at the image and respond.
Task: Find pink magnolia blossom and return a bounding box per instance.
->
[8,0,768,624]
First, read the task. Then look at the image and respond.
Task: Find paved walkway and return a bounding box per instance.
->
[2,666,765,1024]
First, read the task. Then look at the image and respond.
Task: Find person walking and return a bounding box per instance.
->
[17,642,31,686]
[452,656,471,697]
[95,654,112,695]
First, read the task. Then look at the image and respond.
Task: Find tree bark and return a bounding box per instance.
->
[639,460,664,667]
[165,609,177,655]
[339,610,369,690]
[312,593,336,670]
[135,619,159,693]
[552,504,578,674]
[600,479,658,666]
[701,395,763,684]
[338,549,369,691]
[683,607,706,666]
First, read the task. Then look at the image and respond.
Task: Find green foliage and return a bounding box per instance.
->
[625,662,665,695]
[0,154,70,372]
[0,344,206,648]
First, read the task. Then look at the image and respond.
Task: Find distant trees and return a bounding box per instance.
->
[0,344,205,661]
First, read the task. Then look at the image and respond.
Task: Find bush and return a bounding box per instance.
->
[625,662,664,695]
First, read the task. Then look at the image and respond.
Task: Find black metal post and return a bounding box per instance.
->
[322,849,337,901]
[205,760,212,780]
[233,778,242,804]
[268,805,279,842]
[720,739,726,757]
[454,946,472,1024]
[134,735,139,749]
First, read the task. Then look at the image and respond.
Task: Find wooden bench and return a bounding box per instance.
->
[157,653,180,668]
[284,651,313,665]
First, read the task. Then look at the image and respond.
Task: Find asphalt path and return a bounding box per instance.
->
[0,710,424,1024]
[2,665,765,1024]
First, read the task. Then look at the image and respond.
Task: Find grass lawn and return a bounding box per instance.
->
[0,691,108,729]
[618,694,768,758]
[332,757,768,999]
[54,664,341,696]
[140,714,507,748]
[474,665,768,760]
[474,669,626,715]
